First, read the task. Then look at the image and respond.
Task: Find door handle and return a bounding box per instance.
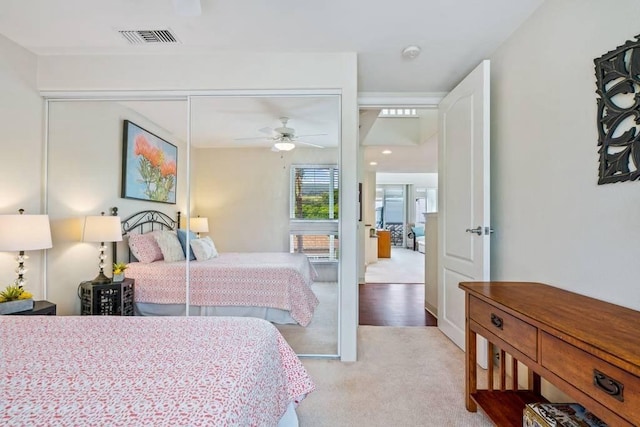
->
[465,226,483,236]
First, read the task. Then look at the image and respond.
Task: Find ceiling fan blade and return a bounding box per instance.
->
[258,127,273,135]
[297,141,325,148]
[234,136,269,141]
[295,133,329,138]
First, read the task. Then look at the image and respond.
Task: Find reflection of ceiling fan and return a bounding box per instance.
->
[235,117,328,152]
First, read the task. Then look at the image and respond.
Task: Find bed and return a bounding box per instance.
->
[117,209,320,326]
[0,315,315,426]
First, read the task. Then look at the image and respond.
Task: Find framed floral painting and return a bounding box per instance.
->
[121,120,177,204]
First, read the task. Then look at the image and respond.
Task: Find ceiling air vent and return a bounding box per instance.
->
[119,29,180,44]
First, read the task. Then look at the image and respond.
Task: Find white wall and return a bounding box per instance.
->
[490,0,640,310]
[0,35,45,298]
[36,52,359,360]
[46,100,188,315]
[193,147,338,252]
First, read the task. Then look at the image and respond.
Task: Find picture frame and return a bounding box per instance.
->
[121,120,178,204]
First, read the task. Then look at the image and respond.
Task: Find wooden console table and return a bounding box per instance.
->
[460,281,640,426]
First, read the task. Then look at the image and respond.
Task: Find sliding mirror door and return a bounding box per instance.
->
[46,99,188,315]
[190,95,341,356]
[45,94,340,357]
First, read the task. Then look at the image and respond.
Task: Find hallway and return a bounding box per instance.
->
[361,247,437,326]
[359,283,437,326]
[364,247,425,284]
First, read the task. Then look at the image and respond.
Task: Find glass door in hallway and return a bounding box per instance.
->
[375,185,405,247]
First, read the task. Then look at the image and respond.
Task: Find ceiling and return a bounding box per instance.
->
[1,0,545,174]
[0,0,544,93]
[121,96,340,150]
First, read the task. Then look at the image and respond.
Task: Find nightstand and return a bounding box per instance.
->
[79,278,134,316]
[10,300,57,315]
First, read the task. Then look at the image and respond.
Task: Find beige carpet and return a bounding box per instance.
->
[365,247,425,284]
[276,282,338,355]
[297,326,491,426]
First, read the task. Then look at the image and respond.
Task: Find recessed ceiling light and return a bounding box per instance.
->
[401,45,421,60]
[369,161,378,166]
[382,150,392,155]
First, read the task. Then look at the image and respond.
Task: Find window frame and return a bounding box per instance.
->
[289,164,339,221]
[289,164,340,261]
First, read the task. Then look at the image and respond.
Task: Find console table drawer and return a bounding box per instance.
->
[469,295,537,359]
[541,332,640,423]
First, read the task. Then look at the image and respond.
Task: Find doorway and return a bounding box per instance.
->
[360,106,439,326]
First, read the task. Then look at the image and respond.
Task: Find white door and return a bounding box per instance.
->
[437,60,491,367]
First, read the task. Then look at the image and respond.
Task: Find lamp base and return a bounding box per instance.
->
[92,271,112,284]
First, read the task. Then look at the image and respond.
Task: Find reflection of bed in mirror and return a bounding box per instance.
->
[118,209,320,326]
[2,315,314,425]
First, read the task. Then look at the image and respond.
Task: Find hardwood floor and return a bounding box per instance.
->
[359,283,438,326]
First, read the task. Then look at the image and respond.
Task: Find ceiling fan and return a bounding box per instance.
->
[235,117,328,152]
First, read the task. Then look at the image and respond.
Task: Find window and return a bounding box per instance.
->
[379,108,418,117]
[415,188,426,224]
[425,188,438,213]
[375,185,405,246]
[290,165,339,261]
[289,234,339,261]
[290,165,339,219]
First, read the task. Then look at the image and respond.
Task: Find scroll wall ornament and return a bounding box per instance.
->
[595,35,640,184]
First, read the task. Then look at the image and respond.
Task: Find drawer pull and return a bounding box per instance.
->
[490,313,503,330]
[593,369,624,402]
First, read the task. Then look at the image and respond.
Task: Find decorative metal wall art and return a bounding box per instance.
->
[595,36,640,184]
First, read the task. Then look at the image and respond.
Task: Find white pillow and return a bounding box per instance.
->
[154,230,186,262]
[190,236,218,261]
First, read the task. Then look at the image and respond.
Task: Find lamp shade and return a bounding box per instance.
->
[189,217,209,233]
[0,214,52,251]
[82,216,123,243]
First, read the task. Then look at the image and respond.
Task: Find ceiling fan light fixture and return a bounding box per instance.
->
[274,141,296,151]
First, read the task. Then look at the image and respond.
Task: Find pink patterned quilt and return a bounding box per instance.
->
[0,316,315,426]
[126,252,320,326]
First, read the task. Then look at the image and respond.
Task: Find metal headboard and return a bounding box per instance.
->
[111,207,181,263]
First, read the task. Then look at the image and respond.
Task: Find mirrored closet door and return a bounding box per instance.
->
[45,93,340,357]
[189,95,341,356]
[46,99,188,316]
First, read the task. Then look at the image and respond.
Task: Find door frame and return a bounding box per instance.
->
[358,93,445,290]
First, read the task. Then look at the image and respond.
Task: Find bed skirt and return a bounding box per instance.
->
[134,302,299,324]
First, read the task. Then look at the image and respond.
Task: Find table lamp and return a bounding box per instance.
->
[0,209,53,287]
[82,212,122,284]
[189,216,209,238]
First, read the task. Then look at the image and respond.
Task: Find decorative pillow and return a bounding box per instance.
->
[128,232,163,263]
[154,230,186,262]
[190,236,218,261]
[176,229,197,261]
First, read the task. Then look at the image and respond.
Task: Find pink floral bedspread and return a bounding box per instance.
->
[0,316,315,427]
[126,252,320,326]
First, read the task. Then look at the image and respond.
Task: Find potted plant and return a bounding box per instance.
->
[0,284,34,314]
[112,262,128,283]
